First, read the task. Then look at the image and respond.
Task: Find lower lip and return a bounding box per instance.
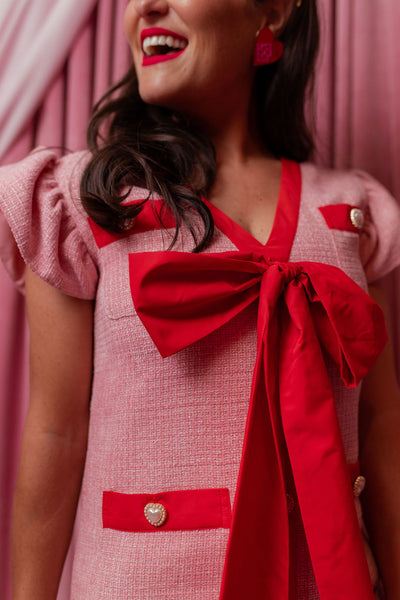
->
[142,49,186,67]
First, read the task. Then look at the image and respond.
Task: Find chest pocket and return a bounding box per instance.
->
[101,253,136,320]
[330,228,361,259]
[318,204,367,288]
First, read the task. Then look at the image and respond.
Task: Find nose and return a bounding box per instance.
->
[132,0,168,18]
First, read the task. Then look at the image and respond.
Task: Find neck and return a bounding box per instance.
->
[184,78,269,166]
[210,123,268,167]
[196,112,268,170]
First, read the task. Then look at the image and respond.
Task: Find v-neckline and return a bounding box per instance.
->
[203,158,301,261]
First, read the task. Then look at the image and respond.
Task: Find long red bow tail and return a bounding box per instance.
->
[277,273,376,599]
[219,268,290,599]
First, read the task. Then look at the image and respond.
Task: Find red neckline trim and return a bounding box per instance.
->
[89,159,301,257]
[203,158,301,261]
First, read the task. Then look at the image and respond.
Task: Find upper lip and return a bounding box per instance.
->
[140,27,188,45]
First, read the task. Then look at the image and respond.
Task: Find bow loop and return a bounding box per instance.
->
[130,251,268,357]
[300,262,387,387]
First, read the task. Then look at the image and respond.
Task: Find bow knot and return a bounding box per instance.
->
[276,261,304,282]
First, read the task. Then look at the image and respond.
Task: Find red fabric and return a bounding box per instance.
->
[318,204,361,234]
[88,218,134,249]
[103,488,231,532]
[89,199,177,249]
[129,250,387,600]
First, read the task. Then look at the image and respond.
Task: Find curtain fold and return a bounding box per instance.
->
[0,0,98,159]
[315,0,400,195]
[0,1,399,598]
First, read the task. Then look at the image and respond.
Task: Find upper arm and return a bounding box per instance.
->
[359,283,400,431]
[25,266,94,437]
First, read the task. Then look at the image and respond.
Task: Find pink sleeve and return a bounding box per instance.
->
[0,149,98,299]
[356,170,400,284]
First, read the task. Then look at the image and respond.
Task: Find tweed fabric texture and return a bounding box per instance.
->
[1,150,400,599]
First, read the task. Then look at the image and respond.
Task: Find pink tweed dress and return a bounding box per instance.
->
[1,148,400,600]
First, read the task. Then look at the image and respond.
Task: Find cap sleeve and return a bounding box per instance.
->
[0,148,98,299]
[356,170,400,284]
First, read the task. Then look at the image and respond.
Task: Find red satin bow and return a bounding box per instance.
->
[129,250,386,600]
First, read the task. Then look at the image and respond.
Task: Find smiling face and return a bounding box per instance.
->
[124,0,269,119]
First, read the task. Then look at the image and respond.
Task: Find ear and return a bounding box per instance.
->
[258,0,298,36]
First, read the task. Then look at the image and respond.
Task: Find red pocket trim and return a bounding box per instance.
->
[88,218,134,248]
[102,488,232,532]
[89,199,176,249]
[318,204,362,234]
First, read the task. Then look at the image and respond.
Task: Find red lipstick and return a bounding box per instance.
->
[142,51,185,67]
[141,27,188,67]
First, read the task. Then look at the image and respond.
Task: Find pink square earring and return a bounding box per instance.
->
[253,28,284,66]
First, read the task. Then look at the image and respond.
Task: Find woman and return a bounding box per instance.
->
[1,0,400,598]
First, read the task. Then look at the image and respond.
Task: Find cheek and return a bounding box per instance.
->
[123,3,135,43]
[199,30,254,80]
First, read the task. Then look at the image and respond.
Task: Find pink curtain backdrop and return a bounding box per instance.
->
[0,0,99,159]
[0,0,399,597]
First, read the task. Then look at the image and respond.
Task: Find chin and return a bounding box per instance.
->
[138,84,188,111]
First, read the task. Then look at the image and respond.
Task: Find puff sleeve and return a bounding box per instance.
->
[357,171,400,284]
[0,149,99,299]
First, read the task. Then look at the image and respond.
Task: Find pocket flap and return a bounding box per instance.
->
[103,487,231,532]
[318,204,364,233]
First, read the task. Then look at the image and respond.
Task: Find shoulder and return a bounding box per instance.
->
[51,149,91,192]
[299,162,400,282]
[0,147,90,189]
[300,162,376,208]
[0,147,92,222]
[0,148,99,298]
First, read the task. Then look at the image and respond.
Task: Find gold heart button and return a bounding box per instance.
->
[350,208,364,230]
[353,476,366,498]
[144,502,167,527]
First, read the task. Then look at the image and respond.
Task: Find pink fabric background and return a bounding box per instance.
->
[0,0,98,158]
[0,0,399,597]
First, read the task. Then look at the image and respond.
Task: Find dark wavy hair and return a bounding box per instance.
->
[80,0,320,252]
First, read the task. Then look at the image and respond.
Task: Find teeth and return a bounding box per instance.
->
[142,35,187,57]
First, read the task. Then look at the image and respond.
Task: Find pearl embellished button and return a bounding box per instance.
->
[353,475,366,497]
[350,208,364,230]
[144,502,167,527]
